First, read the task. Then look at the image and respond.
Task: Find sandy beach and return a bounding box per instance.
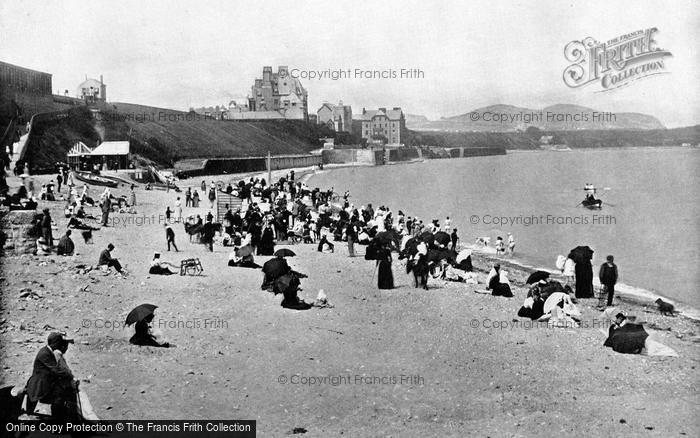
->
[1,170,699,437]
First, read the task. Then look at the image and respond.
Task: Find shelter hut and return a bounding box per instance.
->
[67,141,93,170]
[89,141,131,170]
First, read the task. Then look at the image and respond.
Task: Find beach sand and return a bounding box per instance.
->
[1,171,699,437]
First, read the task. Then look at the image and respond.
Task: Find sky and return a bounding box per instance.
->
[1,0,698,127]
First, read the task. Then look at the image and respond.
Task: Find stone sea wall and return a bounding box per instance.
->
[0,210,39,255]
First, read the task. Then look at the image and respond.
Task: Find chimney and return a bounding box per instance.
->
[362,107,366,114]
[338,100,343,106]
[263,66,272,83]
[100,75,107,101]
[379,107,386,113]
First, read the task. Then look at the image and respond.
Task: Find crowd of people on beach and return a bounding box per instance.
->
[6,162,685,428]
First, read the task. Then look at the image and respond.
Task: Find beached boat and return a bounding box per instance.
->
[146,182,181,192]
[74,171,119,188]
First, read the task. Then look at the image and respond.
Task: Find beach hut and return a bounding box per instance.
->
[67,141,93,170]
[90,141,131,170]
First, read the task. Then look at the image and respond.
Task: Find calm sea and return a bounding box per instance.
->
[308,147,700,309]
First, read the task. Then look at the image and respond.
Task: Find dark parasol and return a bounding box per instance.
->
[125,304,158,326]
[568,245,594,263]
[526,270,551,284]
[419,231,435,247]
[433,231,451,247]
[273,248,296,258]
[262,257,290,279]
[374,231,396,246]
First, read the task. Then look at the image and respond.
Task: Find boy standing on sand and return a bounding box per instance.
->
[165,224,179,252]
[450,228,459,251]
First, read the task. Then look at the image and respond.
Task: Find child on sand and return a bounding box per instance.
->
[495,236,505,255]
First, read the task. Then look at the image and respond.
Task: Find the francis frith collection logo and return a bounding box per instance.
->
[563,28,672,91]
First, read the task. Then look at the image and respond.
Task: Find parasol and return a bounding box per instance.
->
[374,231,396,246]
[273,248,296,258]
[125,304,158,326]
[434,231,451,246]
[419,231,435,247]
[526,271,551,284]
[568,245,594,263]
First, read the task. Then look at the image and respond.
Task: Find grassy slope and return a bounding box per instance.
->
[24,107,102,170]
[104,102,334,164]
[24,103,336,170]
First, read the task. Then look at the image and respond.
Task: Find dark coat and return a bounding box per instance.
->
[56,235,74,256]
[599,263,618,286]
[25,346,73,403]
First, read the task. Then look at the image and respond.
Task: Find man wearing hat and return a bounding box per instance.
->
[599,255,619,307]
[25,332,78,420]
[98,243,125,275]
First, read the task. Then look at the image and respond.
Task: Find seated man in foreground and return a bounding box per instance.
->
[25,332,80,422]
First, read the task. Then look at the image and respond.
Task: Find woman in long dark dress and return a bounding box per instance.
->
[575,260,594,298]
[257,224,275,255]
[377,245,394,289]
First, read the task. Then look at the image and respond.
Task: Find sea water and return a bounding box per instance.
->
[308,147,700,311]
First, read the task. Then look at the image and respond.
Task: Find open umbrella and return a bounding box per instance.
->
[374,231,396,245]
[526,270,551,284]
[434,231,451,247]
[274,248,296,258]
[236,245,254,257]
[263,257,290,279]
[426,248,456,264]
[419,231,435,247]
[125,304,158,326]
[569,245,594,263]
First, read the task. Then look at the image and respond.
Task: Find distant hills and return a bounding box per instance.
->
[406,104,665,131]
